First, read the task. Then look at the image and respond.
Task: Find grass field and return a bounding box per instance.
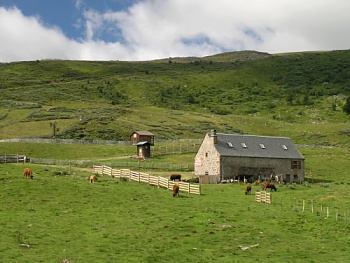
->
[1,50,350,262]
[1,163,349,263]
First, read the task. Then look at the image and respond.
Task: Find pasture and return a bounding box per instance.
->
[1,164,350,262]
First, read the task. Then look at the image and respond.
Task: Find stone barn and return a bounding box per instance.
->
[130,131,154,146]
[194,130,305,184]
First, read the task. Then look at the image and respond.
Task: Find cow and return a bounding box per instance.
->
[255,180,261,186]
[263,182,277,192]
[243,178,247,184]
[173,184,180,197]
[23,168,33,179]
[245,185,252,195]
[170,174,181,181]
[90,175,96,183]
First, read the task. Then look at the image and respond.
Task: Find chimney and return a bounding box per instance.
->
[210,129,217,144]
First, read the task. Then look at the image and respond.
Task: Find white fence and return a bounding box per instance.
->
[255,191,272,204]
[93,165,201,195]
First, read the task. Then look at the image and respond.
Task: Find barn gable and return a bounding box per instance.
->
[195,130,305,184]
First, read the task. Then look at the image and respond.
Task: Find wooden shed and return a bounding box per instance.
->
[194,130,305,184]
[136,141,151,158]
[130,131,154,146]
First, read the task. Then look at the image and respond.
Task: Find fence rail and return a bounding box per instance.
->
[0,154,27,164]
[93,165,201,195]
[0,138,131,145]
[255,191,272,204]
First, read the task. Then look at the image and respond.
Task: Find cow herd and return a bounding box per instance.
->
[245,180,277,195]
[22,168,182,197]
[22,168,274,197]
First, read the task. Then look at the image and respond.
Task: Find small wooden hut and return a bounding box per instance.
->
[130,131,154,146]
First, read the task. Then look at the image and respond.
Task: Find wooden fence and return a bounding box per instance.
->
[255,191,272,204]
[0,154,27,164]
[93,165,201,195]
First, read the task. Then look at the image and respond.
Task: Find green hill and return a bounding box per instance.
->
[0,50,349,147]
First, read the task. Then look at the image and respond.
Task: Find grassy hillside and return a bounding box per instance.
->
[1,50,350,262]
[0,50,349,147]
[1,164,350,262]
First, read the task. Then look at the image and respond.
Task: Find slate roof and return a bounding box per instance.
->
[213,133,304,159]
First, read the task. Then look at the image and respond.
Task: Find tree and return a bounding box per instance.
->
[343,97,350,114]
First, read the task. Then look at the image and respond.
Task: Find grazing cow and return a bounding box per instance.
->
[245,185,252,195]
[173,184,180,197]
[263,182,277,192]
[23,168,33,179]
[170,174,181,181]
[90,175,96,183]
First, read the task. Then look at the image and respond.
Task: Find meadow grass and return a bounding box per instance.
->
[1,164,349,263]
[1,52,350,146]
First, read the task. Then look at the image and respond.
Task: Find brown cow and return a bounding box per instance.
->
[23,168,33,179]
[90,175,96,183]
[170,174,181,181]
[173,184,180,197]
[245,185,252,195]
[263,182,277,192]
[255,180,261,186]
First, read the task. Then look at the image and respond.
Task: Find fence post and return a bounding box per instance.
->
[327,207,329,219]
[344,212,347,224]
[293,198,296,211]
[320,205,323,217]
[311,200,314,214]
[336,210,339,222]
[302,200,305,212]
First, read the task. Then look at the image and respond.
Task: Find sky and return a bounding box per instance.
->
[0,0,350,62]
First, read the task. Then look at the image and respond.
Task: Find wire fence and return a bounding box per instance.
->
[24,157,194,171]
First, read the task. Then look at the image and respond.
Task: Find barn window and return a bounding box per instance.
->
[240,142,247,148]
[259,143,265,149]
[282,144,288,150]
[227,142,233,148]
[291,160,301,169]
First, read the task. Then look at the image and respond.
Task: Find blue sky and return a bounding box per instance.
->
[1,0,350,62]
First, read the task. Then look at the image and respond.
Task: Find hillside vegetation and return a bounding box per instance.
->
[0,50,349,147]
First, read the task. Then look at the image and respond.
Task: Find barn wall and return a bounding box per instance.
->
[194,134,221,183]
[220,157,304,183]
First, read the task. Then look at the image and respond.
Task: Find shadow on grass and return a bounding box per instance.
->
[305,177,334,183]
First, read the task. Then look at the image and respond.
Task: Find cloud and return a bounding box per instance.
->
[0,7,76,61]
[1,0,350,62]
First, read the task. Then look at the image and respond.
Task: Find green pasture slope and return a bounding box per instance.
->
[1,50,350,262]
[1,163,350,263]
[0,50,350,147]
